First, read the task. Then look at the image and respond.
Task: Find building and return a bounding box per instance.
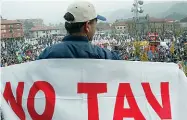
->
[1,20,24,39]
[17,19,44,38]
[112,21,127,33]
[148,17,176,32]
[126,16,179,36]
[30,26,60,38]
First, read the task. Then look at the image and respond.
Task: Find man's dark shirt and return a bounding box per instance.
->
[38,35,121,60]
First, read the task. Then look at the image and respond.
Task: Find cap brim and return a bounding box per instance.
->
[97,15,106,21]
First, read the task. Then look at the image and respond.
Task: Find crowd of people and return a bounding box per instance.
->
[1,33,187,120]
[92,32,187,75]
[1,32,187,75]
[1,36,63,67]
[93,32,187,61]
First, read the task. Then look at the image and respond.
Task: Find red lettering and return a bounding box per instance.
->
[142,82,172,119]
[78,83,107,120]
[3,81,171,120]
[113,83,145,120]
[27,81,56,120]
[3,82,25,120]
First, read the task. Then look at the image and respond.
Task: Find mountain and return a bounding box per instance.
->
[100,9,132,23]
[163,2,187,17]
[165,12,186,20]
[101,1,187,22]
[142,2,177,18]
[162,2,187,20]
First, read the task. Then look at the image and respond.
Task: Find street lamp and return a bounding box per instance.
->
[131,0,144,40]
[131,0,144,21]
[138,0,144,5]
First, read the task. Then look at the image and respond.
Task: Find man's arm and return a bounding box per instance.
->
[110,50,122,60]
[37,47,51,60]
[99,47,122,60]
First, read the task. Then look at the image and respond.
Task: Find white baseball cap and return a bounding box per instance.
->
[66,1,106,23]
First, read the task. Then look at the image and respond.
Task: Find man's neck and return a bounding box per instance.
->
[70,33,92,41]
[71,33,87,37]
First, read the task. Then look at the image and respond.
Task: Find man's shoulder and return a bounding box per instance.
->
[51,42,67,50]
[90,44,109,53]
[91,45,122,60]
[37,41,122,60]
[37,43,66,59]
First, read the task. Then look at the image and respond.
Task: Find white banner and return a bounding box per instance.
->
[1,59,187,120]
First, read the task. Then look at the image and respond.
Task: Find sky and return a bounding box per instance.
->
[1,0,185,24]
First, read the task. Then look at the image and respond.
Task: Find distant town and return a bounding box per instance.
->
[1,15,187,40]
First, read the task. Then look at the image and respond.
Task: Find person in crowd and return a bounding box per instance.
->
[0,108,4,120]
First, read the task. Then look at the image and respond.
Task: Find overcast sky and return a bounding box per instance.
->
[1,0,185,24]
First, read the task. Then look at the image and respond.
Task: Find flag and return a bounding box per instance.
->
[170,42,175,54]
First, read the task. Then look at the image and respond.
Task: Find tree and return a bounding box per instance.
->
[24,20,34,30]
[49,23,54,27]
[96,22,110,31]
[24,20,34,38]
[58,22,66,34]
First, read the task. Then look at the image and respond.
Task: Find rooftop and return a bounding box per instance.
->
[113,21,126,26]
[124,17,175,23]
[30,26,59,31]
[1,20,21,25]
[149,17,174,23]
